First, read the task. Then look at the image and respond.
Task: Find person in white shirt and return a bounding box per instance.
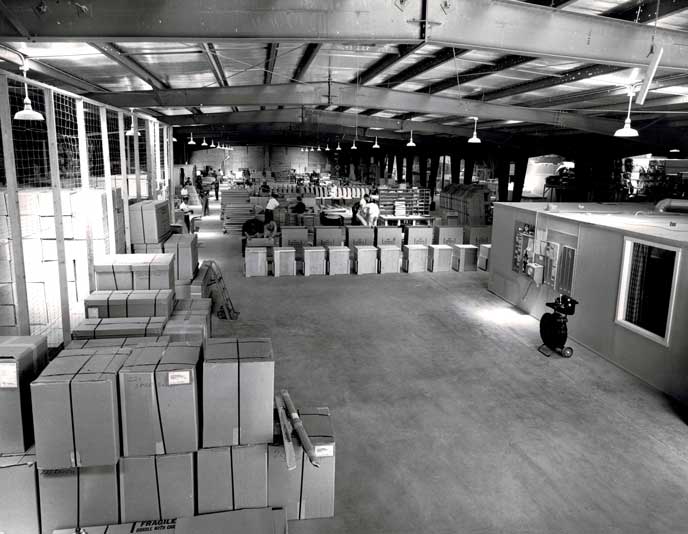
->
[264,193,279,223]
[364,200,380,226]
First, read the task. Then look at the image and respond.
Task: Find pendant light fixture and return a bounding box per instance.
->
[336,141,342,151]
[201,137,208,147]
[351,138,358,150]
[325,143,330,152]
[373,136,380,149]
[173,137,177,142]
[188,133,196,145]
[614,89,639,138]
[210,139,216,148]
[300,147,304,152]
[406,130,416,147]
[467,117,481,144]
[310,146,314,152]
[14,64,44,121]
[317,145,322,152]
[125,109,139,136]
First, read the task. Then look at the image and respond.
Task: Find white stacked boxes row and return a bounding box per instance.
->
[0,189,125,343]
[132,234,199,283]
[71,317,168,339]
[84,289,174,319]
[94,254,175,291]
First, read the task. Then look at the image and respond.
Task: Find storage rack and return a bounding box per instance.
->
[377,188,431,217]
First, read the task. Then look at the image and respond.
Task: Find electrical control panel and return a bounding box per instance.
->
[526,262,544,286]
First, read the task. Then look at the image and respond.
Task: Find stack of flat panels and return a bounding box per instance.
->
[71,317,167,339]
[84,289,174,319]
[221,190,252,235]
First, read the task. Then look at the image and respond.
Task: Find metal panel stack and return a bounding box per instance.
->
[221,190,253,235]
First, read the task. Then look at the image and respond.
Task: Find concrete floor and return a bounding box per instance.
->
[199,192,688,534]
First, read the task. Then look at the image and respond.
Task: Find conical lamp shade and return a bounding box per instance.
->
[14,96,43,121]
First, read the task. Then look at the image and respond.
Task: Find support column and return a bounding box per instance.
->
[386,153,394,181]
[463,157,475,185]
[76,97,95,292]
[45,89,71,345]
[450,152,461,184]
[118,112,131,251]
[0,75,30,334]
[512,158,528,202]
[419,154,428,188]
[429,154,440,197]
[496,159,511,201]
[405,153,414,184]
[396,153,404,183]
[99,107,116,252]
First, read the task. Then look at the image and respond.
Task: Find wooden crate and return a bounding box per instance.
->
[245,247,268,277]
[273,247,296,277]
[402,245,428,273]
[326,246,350,275]
[427,244,452,272]
[303,246,326,276]
[354,246,378,275]
[378,245,401,274]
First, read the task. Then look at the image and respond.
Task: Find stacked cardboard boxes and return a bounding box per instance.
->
[84,289,174,319]
[95,254,175,291]
[129,200,171,246]
[0,189,125,345]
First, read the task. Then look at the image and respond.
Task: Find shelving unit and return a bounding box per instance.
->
[378,188,430,217]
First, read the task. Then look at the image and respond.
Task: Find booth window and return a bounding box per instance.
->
[617,238,680,345]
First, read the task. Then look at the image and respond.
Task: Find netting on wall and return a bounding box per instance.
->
[9,79,50,189]
[53,92,81,189]
[106,109,121,178]
[138,119,148,173]
[0,113,5,188]
[84,102,104,188]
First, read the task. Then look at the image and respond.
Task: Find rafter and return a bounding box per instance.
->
[602,0,688,23]
[292,43,321,82]
[201,42,237,113]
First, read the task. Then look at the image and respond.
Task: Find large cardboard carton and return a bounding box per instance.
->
[0,335,48,452]
[203,338,273,446]
[232,444,268,509]
[314,227,344,247]
[53,507,288,534]
[0,452,40,534]
[378,245,401,274]
[404,226,433,246]
[119,453,195,522]
[427,244,453,272]
[268,442,303,520]
[463,225,492,246]
[302,246,326,276]
[375,227,403,247]
[197,447,233,514]
[119,344,201,456]
[402,244,428,273]
[354,246,378,274]
[38,465,118,534]
[245,247,268,278]
[452,244,478,272]
[280,227,309,248]
[31,352,128,469]
[326,246,350,275]
[130,200,171,245]
[272,247,296,277]
[299,407,335,519]
[345,226,374,247]
[433,226,463,246]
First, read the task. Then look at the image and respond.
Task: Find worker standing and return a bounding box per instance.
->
[264,192,279,224]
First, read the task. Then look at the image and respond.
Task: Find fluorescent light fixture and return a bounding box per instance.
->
[406,131,416,147]
[13,64,44,121]
[369,127,384,131]
[467,116,481,144]
[670,148,680,153]
[614,93,639,138]
[373,136,380,149]
[188,133,196,145]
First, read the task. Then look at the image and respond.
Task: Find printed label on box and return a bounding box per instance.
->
[87,307,100,319]
[168,370,190,385]
[0,361,17,388]
[314,444,334,458]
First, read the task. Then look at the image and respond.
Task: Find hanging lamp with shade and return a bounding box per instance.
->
[125,109,140,136]
[325,143,330,151]
[406,131,416,147]
[336,140,342,151]
[14,64,44,121]
[201,137,208,147]
[614,88,639,138]
[373,136,380,149]
[467,117,481,144]
[188,133,196,145]
[210,139,216,148]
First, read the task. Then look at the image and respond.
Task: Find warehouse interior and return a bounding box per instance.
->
[1,1,688,533]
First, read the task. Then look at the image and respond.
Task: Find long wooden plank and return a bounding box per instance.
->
[99,106,117,252]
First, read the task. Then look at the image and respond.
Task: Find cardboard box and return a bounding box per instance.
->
[130,200,171,245]
[464,225,492,246]
[197,447,233,514]
[314,227,344,247]
[0,452,40,534]
[354,245,378,274]
[203,338,274,446]
[346,226,374,247]
[452,244,478,272]
[119,344,201,456]
[165,234,198,281]
[0,336,49,453]
[268,442,302,520]
[299,407,335,519]
[273,247,296,277]
[54,508,288,534]
[38,465,118,534]
[433,226,464,246]
[119,453,195,522]
[245,247,267,278]
[326,246,350,275]
[163,315,207,353]
[404,226,433,246]
[427,244,453,272]
[84,290,111,319]
[233,444,268,509]
[31,352,128,469]
[402,244,428,273]
[302,246,326,276]
[375,227,403,247]
[280,227,309,248]
[378,245,401,274]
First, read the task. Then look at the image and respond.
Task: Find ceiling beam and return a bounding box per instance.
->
[355,44,423,86]
[84,81,621,135]
[426,0,688,70]
[264,43,279,85]
[471,64,625,102]
[201,43,238,113]
[292,43,321,82]
[91,42,202,115]
[602,0,688,23]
